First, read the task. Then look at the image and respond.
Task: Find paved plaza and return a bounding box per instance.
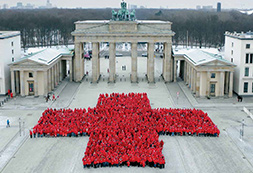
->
[0,57,253,173]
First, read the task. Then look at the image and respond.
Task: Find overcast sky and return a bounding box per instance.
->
[0,0,253,9]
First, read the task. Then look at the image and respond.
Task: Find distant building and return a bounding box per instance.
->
[25,3,34,9]
[196,5,201,10]
[128,4,137,9]
[224,31,253,96]
[0,31,21,95]
[16,2,23,9]
[3,4,8,9]
[39,0,54,9]
[217,2,221,12]
[202,6,213,10]
[46,0,52,8]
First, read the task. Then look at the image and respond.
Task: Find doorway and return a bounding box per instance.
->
[210,83,216,96]
[28,81,34,95]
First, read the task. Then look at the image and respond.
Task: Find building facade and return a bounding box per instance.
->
[9,48,73,97]
[224,31,253,96]
[174,49,235,98]
[0,31,21,95]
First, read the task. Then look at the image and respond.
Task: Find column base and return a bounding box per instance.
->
[108,80,116,84]
[130,74,138,83]
[162,74,174,83]
[91,75,101,84]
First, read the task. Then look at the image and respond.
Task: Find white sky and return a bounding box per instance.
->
[0,0,252,9]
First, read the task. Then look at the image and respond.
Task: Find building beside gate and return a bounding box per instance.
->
[174,49,235,97]
[0,31,21,95]
[224,31,253,96]
[9,48,73,96]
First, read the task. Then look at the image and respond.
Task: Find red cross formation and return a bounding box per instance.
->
[33,93,220,169]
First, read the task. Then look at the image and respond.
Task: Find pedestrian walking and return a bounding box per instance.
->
[46,93,50,102]
[52,94,56,101]
[6,119,10,128]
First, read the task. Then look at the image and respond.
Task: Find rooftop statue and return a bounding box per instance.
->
[111,1,136,21]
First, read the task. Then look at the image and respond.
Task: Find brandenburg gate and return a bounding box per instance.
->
[71,1,175,83]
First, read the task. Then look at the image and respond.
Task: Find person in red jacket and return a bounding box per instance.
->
[29,129,32,138]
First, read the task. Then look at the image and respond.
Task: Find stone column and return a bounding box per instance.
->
[74,42,83,82]
[225,72,229,94]
[97,44,100,80]
[69,59,73,82]
[44,70,48,96]
[80,43,84,79]
[131,42,138,83]
[188,66,191,87]
[163,42,172,82]
[15,71,20,94]
[57,62,60,83]
[59,60,62,82]
[92,42,99,83]
[184,62,187,82]
[229,72,233,97]
[52,66,55,90]
[48,69,52,92]
[55,63,58,85]
[196,72,200,97]
[54,64,57,85]
[206,71,210,96]
[174,59,177,82]
[219,71,225,97]
[193,69,196,93]
[11,70,16,96]
[20,70,25,97]
[187,65,190,85]
[34,70,38,97]
[109,42,116,83]
[191,67,194,91]
[147,42,155,83]
[185,63,188,84]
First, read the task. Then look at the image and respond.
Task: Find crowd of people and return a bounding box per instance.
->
[32,93,220,169]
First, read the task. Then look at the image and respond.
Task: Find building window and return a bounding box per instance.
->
[252,82,253,92]
[211,73,215,78]
[251,54,253,63]
[232,42,234,47]
[210,84,216,93]
[12,57,14,62]
[231,50,233,55]
[246,54,249,63]
[29,72,33,78]
[11,42,14,46]
[12,50,14,54]
[246,44,250,49]
[231,58,233,62]
[244,82,248,93]
[245,67,249,77]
